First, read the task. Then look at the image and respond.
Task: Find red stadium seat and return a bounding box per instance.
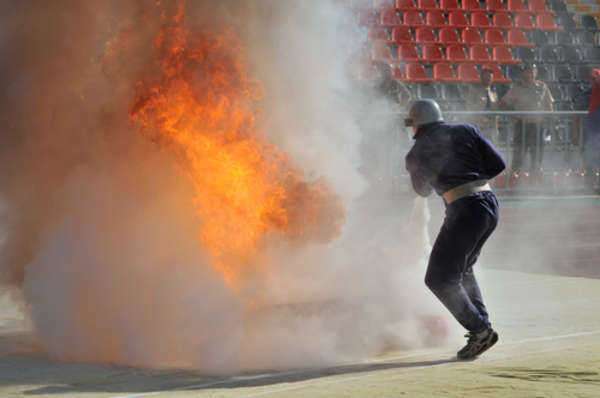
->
[392,66,405,80]
[485,28,506,45]
[369,27,390,41]
[482,64,511,83]
[486,0,506,11]
[426,10,447,27]
[403,10,425,27]
[404,63,431,82]
[381,8,402,26]
[418,0,439,10]
[392,26,413,43]
[507,0,528,12]
[447,44,469,62]
[492,46,518,63]
[462,0,481,10]
[448,11,469,27]
[514,13,535,30]
[439,27,461,44]
[430,11,448,28]
[492,11,513,28]
[471,11,492,28]
[462,27,484,44]
[508,28,533,46]
[396,0,417,10]
[440,0,460,10]
[371,40,395,62]
[470,44,492,62]
[423,44,445,62]
[537,13,561,31]
[398,43,420,61]
[458,63,480,82]
[433,63,459,81]
[416,27,437,43]
[358,10,378,27]
[528,0,548,13]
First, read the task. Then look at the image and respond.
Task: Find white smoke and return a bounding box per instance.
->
[0,0,453,373]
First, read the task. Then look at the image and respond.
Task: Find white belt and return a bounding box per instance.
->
[442,180,491,204]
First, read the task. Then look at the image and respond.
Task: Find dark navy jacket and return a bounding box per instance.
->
[405,122,506,197]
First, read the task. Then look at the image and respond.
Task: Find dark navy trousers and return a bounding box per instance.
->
[425,191,499,333]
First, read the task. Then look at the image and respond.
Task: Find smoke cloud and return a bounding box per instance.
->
[0,0,452,373]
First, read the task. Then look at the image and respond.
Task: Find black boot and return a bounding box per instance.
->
[457,328,499,360]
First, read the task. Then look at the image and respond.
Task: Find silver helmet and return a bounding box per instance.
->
[404,99,444,128]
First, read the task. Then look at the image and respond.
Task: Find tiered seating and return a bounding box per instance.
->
[361,0,600,110]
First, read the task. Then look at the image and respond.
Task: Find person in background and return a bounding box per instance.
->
[465,67,499,142]
[583,69,600,190]
[404,99,506,360]
[499,64,554,174]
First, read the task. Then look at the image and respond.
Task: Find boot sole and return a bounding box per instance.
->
[457,331,499,361]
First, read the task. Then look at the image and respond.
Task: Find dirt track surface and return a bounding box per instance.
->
[2,269,600,397]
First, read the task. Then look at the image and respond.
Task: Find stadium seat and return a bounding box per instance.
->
[486,0,506,11]
[426,10,447,27]
[492,12,513,29]
[582,15,598,31]
[423,44,446,62]
[392,26,413,43]
[381,8,402,26]
[369,28,390,41]
[447,44,469,61]
[514,13,535,30]
[493,46,518,63]
[585,47,600,62]
[556,12,576,30]
[440,0,460,10]
[396,0,417,10]
[482,64,511,83]
[471,11,492,28]
[439,27,461,44]
[358,10,378,26]
[415,27,437,43]
[448,11,469,27]
[528,0,549,13]
[540,45,561,63]
[536,13,560,31]
[404,63,432,82]
[556,65,574,82]
[398,43,420,61]
[470,45,492,62]
[507,0,528,12]
[537,65,553,81]
[576,30,595,46]
[561,46,583,64]
[458,63,480,82]
[403,10,425,27]
[462,27,484,45]
[531,30,551,46]
[516,47,538,63]
[392,66,405,80]
[433,63,460,81]
[462,0,481,10]
[418,0,439,10]
[508,28,533,47]
[371,40,395,62]
[548,0,567,12]
[485,28,506,46]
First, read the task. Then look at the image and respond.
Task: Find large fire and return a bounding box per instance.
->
[130,2,344,287]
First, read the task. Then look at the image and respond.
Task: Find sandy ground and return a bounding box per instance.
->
[2,269,600,398]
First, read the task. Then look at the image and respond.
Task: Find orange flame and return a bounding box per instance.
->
[130,2,344,286]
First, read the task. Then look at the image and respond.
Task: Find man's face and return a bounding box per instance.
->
[522,68,536,84]
[481,71,493,86]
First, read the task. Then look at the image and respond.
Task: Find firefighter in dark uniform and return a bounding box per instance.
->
[404,100,506,360]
